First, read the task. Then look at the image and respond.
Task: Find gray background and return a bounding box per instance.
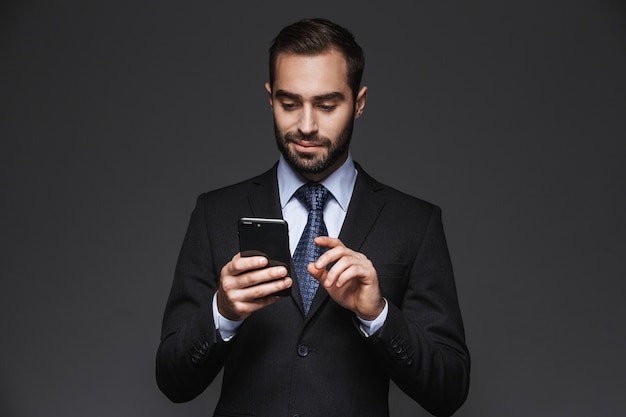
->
[1,0,625,416]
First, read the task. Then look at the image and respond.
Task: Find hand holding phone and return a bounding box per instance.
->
[238,217,292,297]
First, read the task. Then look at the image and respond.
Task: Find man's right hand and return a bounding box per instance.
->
[217,253,292,321]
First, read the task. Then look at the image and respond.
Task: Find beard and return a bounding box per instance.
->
[274,116,354,176]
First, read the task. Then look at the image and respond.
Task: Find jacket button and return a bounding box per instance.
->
[297,344,309,357]
[390,338,398,349]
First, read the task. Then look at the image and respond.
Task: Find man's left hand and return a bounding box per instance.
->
[308,236,385,320]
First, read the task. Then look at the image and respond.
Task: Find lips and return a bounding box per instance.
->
[291,140,324,153]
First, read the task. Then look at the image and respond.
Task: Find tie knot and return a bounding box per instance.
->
[294,183,330,212]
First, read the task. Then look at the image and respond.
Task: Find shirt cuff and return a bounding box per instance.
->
[356,298,388,337]
[212,292,243,341]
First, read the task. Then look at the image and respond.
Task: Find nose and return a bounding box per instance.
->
[297,106,318,137]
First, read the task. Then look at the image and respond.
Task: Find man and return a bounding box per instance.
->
[157,18,470,417]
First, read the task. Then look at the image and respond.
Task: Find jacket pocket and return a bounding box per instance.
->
[376,263,408,305]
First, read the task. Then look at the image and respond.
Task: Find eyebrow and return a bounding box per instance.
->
[274,89,346,101]
[313,92,345,101]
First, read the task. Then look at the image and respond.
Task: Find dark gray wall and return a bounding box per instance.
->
[1,1,625,416]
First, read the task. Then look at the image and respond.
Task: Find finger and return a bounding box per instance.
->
[335,258,376,288]
[240,266,289,289]
[310,256,350,288]
[228,253,269,275]
[327,259,356,288]
[223,273,291,304]
[313,236,343,250]
[313,245,348,270]
[333,264,365,288]
[221,265,288,295]
[307,261,326,282]
[241,276,292,300]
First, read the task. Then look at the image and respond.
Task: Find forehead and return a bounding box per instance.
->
[273,49,350,97]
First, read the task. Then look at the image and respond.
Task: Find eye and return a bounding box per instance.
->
[318,104,337,112]
[280,102,299,111]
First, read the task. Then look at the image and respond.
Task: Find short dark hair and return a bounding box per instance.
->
[269,18,365,100]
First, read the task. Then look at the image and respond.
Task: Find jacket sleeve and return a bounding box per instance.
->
[365,205,470,417]
[155,194,233,402]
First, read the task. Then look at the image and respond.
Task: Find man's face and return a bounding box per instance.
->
[266,49,367,182]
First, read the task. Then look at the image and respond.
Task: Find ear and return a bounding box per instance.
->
[354,86,368,119]
[264,82,273,107]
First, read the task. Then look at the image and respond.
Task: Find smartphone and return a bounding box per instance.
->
[238,217,292,297]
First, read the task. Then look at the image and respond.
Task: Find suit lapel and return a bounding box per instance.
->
[307,164,386,319]
[336,165,386,251]
[247,166,283,219]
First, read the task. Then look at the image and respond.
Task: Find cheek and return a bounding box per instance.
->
[322,112,353,135]
[273,109,300,130]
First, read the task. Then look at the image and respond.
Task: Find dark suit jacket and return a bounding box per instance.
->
[156,163,470,417]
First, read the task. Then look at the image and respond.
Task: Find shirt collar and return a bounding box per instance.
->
[277,153,357,212]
